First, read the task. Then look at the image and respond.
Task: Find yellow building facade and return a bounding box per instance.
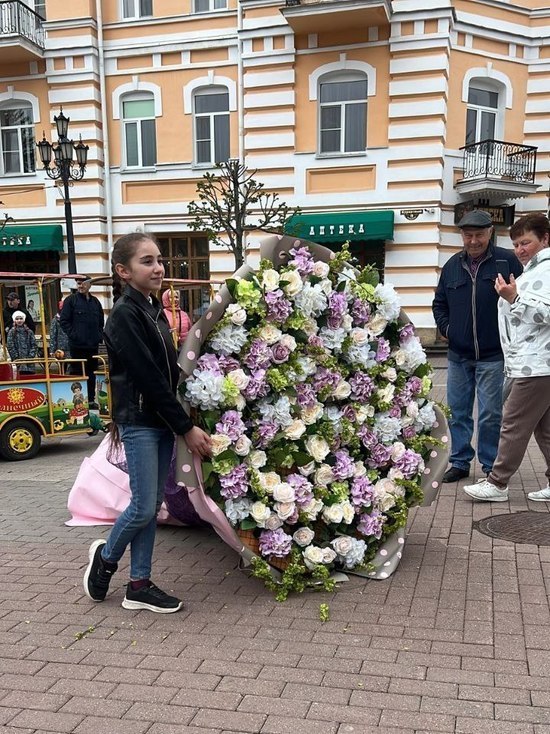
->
[1,0,549,337]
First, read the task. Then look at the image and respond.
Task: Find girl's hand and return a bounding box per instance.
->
[495,273,518,304]
[184,426,212,457]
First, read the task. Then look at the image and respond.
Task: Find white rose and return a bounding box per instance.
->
[227,369,250,391]
[354,461,367,477]
[334,380,351,400]
[313,261,330,278]
[368,313,388,336]
[234,435,252,456]
[321,547,337,564]
[211,434,232,456]
[406,401,419,419]
[331,536,354,557]
[247,450,267,469]
[356,405,374,424]
[381,367,397,383]
[262,269,280,292]
[279,334,297,351]
[351,328,370,346]
[377,384,395,404]
[314,464,334,486]
[234,394,246,411]
[342,314,353,330]
[275,501,296,521]
[299,461,316,477]
[377,493,396,512]
[302,498,323,520]
[375,477,398,497]
[301,403,324,425]
[282,270,303,297]
[303,545,325,569]
[341,501,355,524]
[394,349,407,367]
[301,319,319,337]
[284,419,306,440]
[390,442,406,461]
[273,482,296,503]
[250,501,271,527]
[227,303,247,326]
[293,527,315,547]
[258,471,281,493]
[259,324,283,345]
[304,435,330,463]
[322,504,344,524]
[388,467,405,481]
[265,514,284,530]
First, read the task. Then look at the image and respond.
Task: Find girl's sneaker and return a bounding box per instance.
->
[527,487,550,502]
[122,582,184,613]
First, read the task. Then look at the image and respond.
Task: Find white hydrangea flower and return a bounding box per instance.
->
[374,282,401,321]
[209,324,248,355]
[185,372,225,410]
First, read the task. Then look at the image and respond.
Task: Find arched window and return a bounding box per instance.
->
[122,93,156,168]
[0,100,35,175]
[466,81,502,144]
[193,86,230,165]
[318,72,368,154]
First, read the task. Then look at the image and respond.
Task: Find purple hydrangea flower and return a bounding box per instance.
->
[351,298,371,325]
[288,246,314,276]
[313,367,341,392]
[341,404,357,422]
[328,292,348,320]
[219,463,248,500]
[216,410,246,441]
[358,425,377,449]
[196,353,224,375]
[393,449,423,479]
[375,337,391,363]
[399,323,415,342]
[350,372,375,401]
[244,339,272,370]
[243,369,269,400]
[219,355,241,373]
[265,289,293,324]
[333,449,356,480]
[358,510,385,539]
[407,376,423,395]
[287,473,314,507]
[351,476,375,509]
[295,382,317,408]
[255,421,278,448]
[259,528,293,558]
[368,443,392,468]
[308,334,324,349]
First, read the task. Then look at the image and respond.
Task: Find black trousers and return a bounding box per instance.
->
[69,347,99,403]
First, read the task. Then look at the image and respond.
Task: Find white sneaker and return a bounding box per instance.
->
[463,478,509,502]
[527,486,550,502]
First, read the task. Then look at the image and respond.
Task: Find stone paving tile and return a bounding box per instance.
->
[2,360,550,734]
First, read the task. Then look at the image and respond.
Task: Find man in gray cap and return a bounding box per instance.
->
[432,209,523,483]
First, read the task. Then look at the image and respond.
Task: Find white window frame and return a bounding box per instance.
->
[121,0,153,20]
[121,93,157,169]
[193,86,230,166]
[317,72,368,156]
[193,0,227,13]
[0,101,36,176]
[465,80,503,145]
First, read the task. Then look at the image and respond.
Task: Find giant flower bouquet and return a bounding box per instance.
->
[179,236,447,600]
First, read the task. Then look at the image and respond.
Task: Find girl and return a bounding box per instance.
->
[161,288,192,347]
[83,232,211,613]
[7,311,36,374]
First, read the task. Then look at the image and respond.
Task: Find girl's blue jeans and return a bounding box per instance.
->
[102,425,174,580]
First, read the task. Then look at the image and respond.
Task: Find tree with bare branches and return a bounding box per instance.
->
[187,159,299,269]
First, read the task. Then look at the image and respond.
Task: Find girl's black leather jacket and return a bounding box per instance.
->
[103,285,193,435]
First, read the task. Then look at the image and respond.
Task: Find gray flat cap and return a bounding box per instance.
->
[457,210,493,228]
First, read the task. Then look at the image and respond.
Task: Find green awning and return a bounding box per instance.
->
[286,210,394,242]
[0,225,64,252]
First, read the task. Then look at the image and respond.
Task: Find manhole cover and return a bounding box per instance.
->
[474,512,550,545]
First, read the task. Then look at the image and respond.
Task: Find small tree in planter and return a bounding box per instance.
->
[187,158,299,269]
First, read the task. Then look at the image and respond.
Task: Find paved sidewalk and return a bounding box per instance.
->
[1,357,550,734]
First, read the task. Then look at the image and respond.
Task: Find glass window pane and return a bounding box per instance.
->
[195,92,229,114]
[21,126,35,172]
[3,151,20,174]
[214,0,226,7]
[214,114,230,163]
[123,98,155,119]
[125,122,139,166]
[157,238,170,256]
[344,102,366,152]
[176,260,189,278]
[197,140,211,163]
[173,238,189,257]
[122,0,134,17]
[196,260,210,280]
[140,119,156,166]
[192,237,209,257]
[140,0,152,15]
[465,108,477,145]
[320,79,367,103]
[320,105,341,130]
[320,129,340,153]
[468,87,498,109]
[480,110,495,141]
[0,106,33,126]
[195,0,209,11]
[196,116,210,140]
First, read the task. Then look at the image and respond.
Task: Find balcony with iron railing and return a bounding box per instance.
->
[0,0,45,62]
[455,139,540,201]
[281,0,390,34]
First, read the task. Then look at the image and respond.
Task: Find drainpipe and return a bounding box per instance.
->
[237,0,244,162]
[95,0,113,257]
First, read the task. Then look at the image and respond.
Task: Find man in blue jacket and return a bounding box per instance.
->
[432,210,523,483]
[60,276,104,410]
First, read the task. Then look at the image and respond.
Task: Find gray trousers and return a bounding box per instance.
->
[489,376,550,488]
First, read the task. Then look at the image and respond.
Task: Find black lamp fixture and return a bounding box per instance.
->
[37,107,89,274]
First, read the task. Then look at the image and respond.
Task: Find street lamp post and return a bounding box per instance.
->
[36,108,89,274]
